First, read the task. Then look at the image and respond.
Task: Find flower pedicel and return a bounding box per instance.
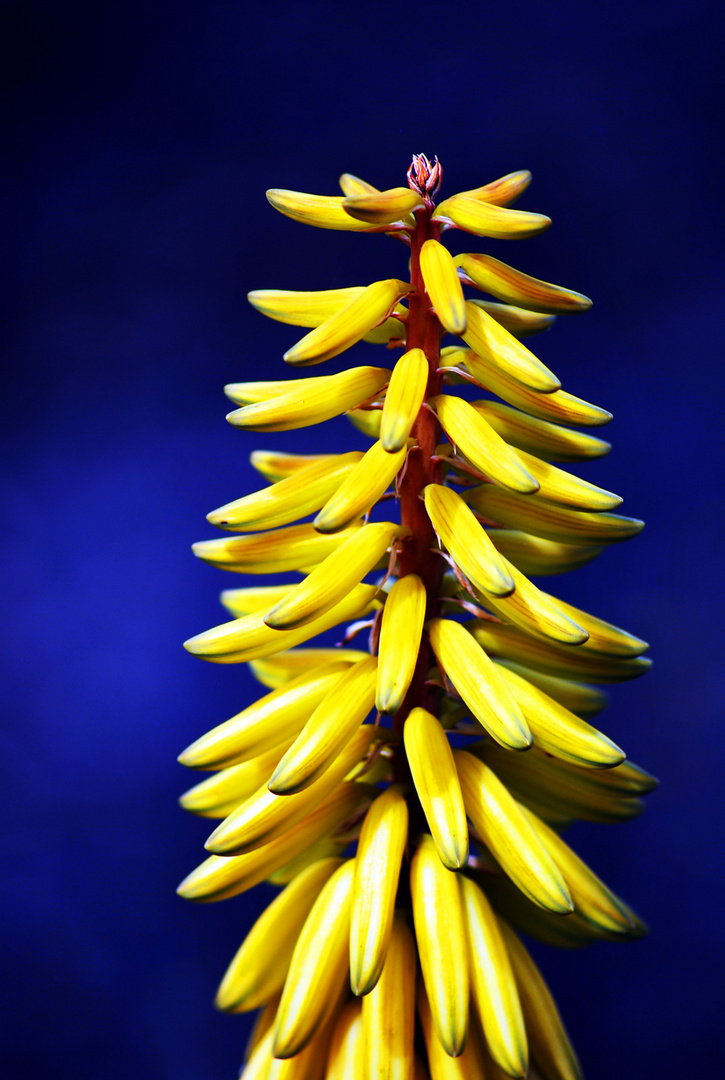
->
[178,154,655,1079]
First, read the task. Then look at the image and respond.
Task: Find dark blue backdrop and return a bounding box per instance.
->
[4,1,723,1076]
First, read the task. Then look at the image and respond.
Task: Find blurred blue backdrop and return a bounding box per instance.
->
[4,0,724,1076]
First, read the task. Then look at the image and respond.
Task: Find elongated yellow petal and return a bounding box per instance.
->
[380,347,429,452]
[284,279,410,366]
[519,806,634,933]
[510,448,621,511]
[178,661,352,770]
[208,453,365,532]
[456,252,592,314]
[417,980,487,1080]
[410,835,469,1057]
[249,647,369,689]
[469,620,652,684]
[454,170,532,207]
[500,924,583,1080]
[492,660,608,719]
[478,557,589,646]
[486,530,604,577]
[267,188,392,232]
[362,915,417,1078]
[248,450,338,481]
[314,440,408,533]
[184,582,381,664]
[177,783,371,902]
[219,585,296,617]
[470,299,556,338]
[248,286,365,326]
[420,239,467,334]
[225,375,338,406]
[193,521,363,575]
[404,708,468,869]
[215,856,344,1012]
[427,618,532,751]
[534,592,648,657]
[343,186,422,224]
[443,349,611,427]
[269,993,347,1079]
[494,663,625,767]
[472,400,611,462]
[273,859,355,1058]
[376,574,427,713]
[453,751,572,913]
[432,396,539,494]
[459,876,527,1077]
[350,786,409,996]
[179,745,286,818]
[462,301,559,392]
[226,366,391,430]
[269,657,378,794]
[206,725,377,855]
[326,1000,365,1080]
[466,484,644,546]
[339,173,379,196]
[265,522,407,631]
[424,484,516,596]
[433,196,551,239]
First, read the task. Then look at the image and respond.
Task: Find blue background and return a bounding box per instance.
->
[4,0,723,1076]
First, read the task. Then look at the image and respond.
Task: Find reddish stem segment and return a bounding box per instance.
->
[391,205,447,737]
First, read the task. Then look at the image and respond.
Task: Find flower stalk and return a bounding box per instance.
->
[178,154,655,1079]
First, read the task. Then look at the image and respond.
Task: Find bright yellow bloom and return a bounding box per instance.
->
[179,154,654,1078]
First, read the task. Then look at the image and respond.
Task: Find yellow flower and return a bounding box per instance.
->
[178,154,655,1078]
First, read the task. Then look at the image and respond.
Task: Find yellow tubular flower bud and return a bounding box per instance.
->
[499,924,583,1080]
[183,582,381,664]
[432,195,552,239]
[283,279,411,366]
[376,573,427,714]
[470,298,556,337]
[179,744,287,818]
[218,584,296,617]
[266,188,393,231]
[424,484,516,596]
[248,286,365,326]
[342,186,423,223]
[325,1001,365,1080]
[313,440,408,533]
[494,663,625,768]
[456,252,592,314]
[176,782,372,903]
[268,656,378,794]
[509,448,622,511]
[264,522,408,631]
[459,876,528,1078]
[205,724,377,855]
[350,786,409,996]
[192,521,363,575]
[273,860,356,1058]
[431,396,539,493]
[248,449,338,481]
[477,556,589,646]
[469,620,652,684]
[492,660,609,719]
[226,365,392,430]
[248,647,369,689]
[455,169,532,206]
[177,661,353,770]
[339,172,379,196]
[215,856,344,1012]
[453,750,573,914]
[380,347,429,452]
[404,707,469,870]
[427,618,532,751]
[361,915,417,1079]
[466,482,645,546]
[410,835,469,1057]
[462,301,560,392]
[207,452,365,532]
[420,239,467,334]
[486,530,604,577]
[473,400,611,462]
[417,980,487,1080]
